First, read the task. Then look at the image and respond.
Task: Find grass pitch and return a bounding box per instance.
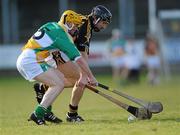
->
[0,74,180,135]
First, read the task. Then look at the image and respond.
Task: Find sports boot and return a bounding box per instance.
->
[66,112,84,122]
[28,113,46,125]
[44,112,63,124]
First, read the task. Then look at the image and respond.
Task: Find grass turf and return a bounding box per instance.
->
[0,74,180,135]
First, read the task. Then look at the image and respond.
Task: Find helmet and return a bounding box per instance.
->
[91,5,112,23]
[60,10,83,26]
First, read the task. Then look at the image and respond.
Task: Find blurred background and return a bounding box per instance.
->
[0,0,180,85]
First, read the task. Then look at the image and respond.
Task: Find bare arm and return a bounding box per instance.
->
[80,51,88,61]
[75,56,92,78]
[75,56,97,86]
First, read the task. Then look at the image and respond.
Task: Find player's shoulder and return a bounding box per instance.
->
[40,22,62,31]
[77,15,91,31]
[38,22,65,40]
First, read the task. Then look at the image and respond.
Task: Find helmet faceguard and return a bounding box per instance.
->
[91,5,112,24]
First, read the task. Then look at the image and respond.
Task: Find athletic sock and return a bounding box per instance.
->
[34,83,46,104]
[34,105,47,119]
[69,104,78,113]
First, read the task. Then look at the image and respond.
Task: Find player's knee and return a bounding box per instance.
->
[50,77,65,92]
[56,78,65,90]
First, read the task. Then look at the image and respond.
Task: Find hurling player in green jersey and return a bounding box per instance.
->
[16,10,98,125]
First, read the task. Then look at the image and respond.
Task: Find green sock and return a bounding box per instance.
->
[47,105,52,113]
[34,105,47,119]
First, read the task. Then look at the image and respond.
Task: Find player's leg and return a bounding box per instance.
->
[66,73,87,122]
[37,61,85,122]
[34,61,79,101]
[112,66,120,84]
[29,68,65,125]
[60,61,80,87]
[147,56,160,85]
[111,57,121,84]
[33,61,80,123]
[34,61,79,102]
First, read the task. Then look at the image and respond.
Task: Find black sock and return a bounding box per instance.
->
[68,104,78,115]
[34,83,46,104]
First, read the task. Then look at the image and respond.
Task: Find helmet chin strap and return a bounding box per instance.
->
[64,23,78,37]
[64,23,74,31]
[93,18,101,32]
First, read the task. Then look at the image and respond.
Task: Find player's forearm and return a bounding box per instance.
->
[75,57,93,78]
[80,51,88,61]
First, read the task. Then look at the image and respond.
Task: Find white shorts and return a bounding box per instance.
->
[124,55,141,69]
[16,49,49,81]
[111,56,125,68]
[146,55,160,69]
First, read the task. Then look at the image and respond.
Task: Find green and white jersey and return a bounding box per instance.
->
[23,22,81,61]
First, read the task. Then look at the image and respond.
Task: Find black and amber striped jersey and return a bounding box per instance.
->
[74,15,94,54]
